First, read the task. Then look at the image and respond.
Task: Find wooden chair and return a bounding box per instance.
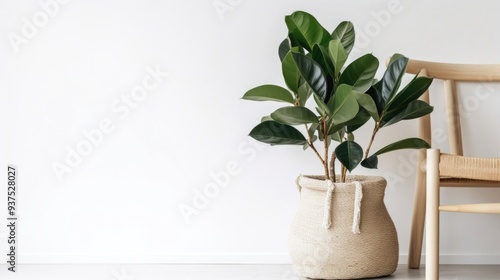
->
[399,59,500,272]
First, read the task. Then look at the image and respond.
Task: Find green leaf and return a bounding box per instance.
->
[242,85,295,104]
[361,156,379,169]
[331,129,344,142]
[355,93,379,122]
[297,82,312,106]
[292,52,328,101]
[261,115,273,122]
[383,100,433,126]
[311,45,334,102]
[287,32,303,52]
[335,141,363,172]
[249,121,307,145]
[380,56,409,103]
[271,106,319,125]
[346,107,371,133]
[331,21,355,55]
[362,138,430,169]
[312,44,334,76]
[313,93,330,116]
[386,76,433,112]
[330,84,359,124]
[327,123,343,137]
[281,49,301,93]
[388,53,405,66]
[278,38,290,61]
[366,83,385,114]
[339,54,379,93]
[370,137,430,157]
[285,11,331,52]
[328,108,369,135]
[307,123,319,138]
[347,133,354,141]
[328,40,347,76]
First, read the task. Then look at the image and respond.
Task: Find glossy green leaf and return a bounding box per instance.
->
[249,121,307,145]
[312,44,334,76]
[386,76,433,111]
[285,11,331,52]
[339,54,379,93]
[242,85,295,104]
[383,100,434,127]
[278,38,290,61]
[331,21,355,55]
[380,56,408,103]
[388,53,405,66]
[366,84,385,115]
[311,45,334,102]
[370,137,430,157]
[355,93,379,121]
[281,49,301,93]
[330,84,359,124]
[327,123,343,137]
[271,106,319,125]
[328,108,370,135]
[335,141,363,172]
[287,32,303,52]
[346,108,371,133]
[292,52,328,101]
[328,39,347,76]
[361,156,378,169]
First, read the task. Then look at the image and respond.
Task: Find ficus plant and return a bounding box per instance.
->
[242,11,434,183]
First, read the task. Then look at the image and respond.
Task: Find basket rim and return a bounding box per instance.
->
[297,174,386,192]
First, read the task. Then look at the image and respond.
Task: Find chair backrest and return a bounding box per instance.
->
[400,58,500,156]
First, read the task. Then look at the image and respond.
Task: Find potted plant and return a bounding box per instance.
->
[242,11,433,279]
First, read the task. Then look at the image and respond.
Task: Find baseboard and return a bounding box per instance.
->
[17,254,500,265]
[18,254,292,264]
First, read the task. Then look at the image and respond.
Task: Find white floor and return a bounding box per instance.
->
[0,264,499,280]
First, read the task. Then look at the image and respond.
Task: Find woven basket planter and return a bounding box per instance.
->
[289,175,399,279]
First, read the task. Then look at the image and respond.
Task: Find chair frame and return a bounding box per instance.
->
[400,59,500,269]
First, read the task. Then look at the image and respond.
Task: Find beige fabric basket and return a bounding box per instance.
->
[289,175,398,279]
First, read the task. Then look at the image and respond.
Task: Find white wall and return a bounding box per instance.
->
[1,0,500,264]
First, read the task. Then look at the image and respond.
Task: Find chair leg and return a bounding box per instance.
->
[426,149,440,280]
[408,149,427,269]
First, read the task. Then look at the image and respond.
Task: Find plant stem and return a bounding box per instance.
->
[342,165,348,182]
[305,124,326,175]
[309,142,324,166]
[329,151,336,182]
[364,122,381,160]
[340,164,346,183]
[322,118,330,180]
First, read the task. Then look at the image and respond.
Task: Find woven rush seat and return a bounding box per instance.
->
[439,153,500,181]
